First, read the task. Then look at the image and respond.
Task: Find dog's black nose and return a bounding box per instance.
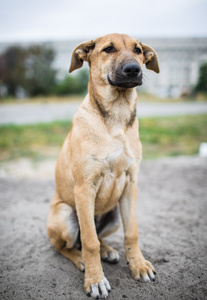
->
[123,63,141,78]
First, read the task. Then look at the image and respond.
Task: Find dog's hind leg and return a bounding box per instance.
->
[99,239,120,264]
[96,205,120,264]
[60,247,84,272]
[47,194,84,271]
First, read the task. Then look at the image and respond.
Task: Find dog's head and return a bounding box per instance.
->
[69,33,159,89]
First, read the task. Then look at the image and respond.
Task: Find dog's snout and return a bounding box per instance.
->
[109,61,142,88]
[123,63,141,78]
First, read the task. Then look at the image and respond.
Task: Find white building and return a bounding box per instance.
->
[140,38,207,97]
[1,37,207,98]
[50,37,207,98]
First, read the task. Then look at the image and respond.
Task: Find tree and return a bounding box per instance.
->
[0,46,27,96]
[24,46,57,96]
[53,69,89,95]
[194,62,207,93]
[0,45,57,97]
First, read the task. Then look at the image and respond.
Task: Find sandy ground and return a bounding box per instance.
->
[0,156,207,300]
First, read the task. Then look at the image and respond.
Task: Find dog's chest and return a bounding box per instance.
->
[104,145,133,174]
[95,140,135,213]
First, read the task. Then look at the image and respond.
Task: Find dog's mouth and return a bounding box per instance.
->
[107,75,142,89]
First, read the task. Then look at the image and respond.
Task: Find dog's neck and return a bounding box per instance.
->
[88,78,138,132]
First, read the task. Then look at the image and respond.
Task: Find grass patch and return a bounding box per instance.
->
[139,114,207,159]
[0,115,206,162]
[0,121,72,161]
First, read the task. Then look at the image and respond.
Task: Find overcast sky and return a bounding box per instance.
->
[0,0,207,42]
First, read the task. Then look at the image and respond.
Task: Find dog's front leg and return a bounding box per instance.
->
[74,183,111,299]
[119,178,156,282]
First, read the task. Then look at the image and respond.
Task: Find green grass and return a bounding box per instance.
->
[0,115,206,162]
[0,121,72,161]
[139,114,207,159]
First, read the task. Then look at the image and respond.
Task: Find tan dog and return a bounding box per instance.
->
[47,33,159,299]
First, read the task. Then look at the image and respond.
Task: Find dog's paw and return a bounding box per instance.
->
[100,244,120,264]
[101,249,120,264]
[86,277,111,299]
[130,259,156,282]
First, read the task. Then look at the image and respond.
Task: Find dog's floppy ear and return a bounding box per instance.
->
[69,40,95,73]
[141,43,160,73]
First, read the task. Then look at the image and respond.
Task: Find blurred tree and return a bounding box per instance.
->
[0,45,57,97]
[194,62,207,93]
[24,46,57,96]
[0,47,26,96]
[54,69,89,95]
[0,45,90,98]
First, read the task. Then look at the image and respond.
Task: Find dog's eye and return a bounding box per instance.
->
[103,46,115,53]
[134,47,142,55]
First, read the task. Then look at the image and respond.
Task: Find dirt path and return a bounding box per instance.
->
[0,156,207,299]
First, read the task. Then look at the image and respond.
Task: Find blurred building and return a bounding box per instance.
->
[1,37,207,98]
[141,38,207,98]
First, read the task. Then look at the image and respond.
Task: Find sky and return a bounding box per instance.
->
[0,0,207,42]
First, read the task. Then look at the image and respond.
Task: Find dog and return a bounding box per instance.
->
[47,33,159,299]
